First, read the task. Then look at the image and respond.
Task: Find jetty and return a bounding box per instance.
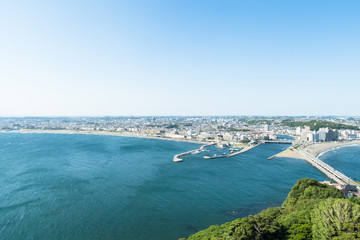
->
[226,143,262,157]
[173,143,216,162]
[202,143,263,159]
[203,154,228,159]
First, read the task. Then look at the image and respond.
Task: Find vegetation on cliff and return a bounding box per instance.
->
[183,178,360,240]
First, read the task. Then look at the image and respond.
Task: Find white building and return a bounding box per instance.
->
[296,126,302,135]
[263,124,270,132]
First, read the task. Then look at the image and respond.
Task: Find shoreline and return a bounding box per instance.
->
[2,129,209,145]
[317,143,360,159]
[273,140,360,161]
[304,140,360,158]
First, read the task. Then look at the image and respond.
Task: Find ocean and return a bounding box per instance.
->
[318,144,360,183]
[0,133,343,239]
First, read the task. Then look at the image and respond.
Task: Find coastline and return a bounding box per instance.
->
[3,129,209,145]
[272,147,306,160]
[304,140,360,158]
[273,140,360,161]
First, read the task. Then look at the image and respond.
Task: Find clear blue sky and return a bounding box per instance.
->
[0,1,359,116]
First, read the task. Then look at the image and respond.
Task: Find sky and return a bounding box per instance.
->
[0,0,359,116]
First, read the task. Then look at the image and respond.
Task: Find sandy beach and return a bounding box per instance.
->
[6,130,360,158]
[304,140,360,157]
[273,140,360,160]
[274,147,306,160]
[10,129,210,145]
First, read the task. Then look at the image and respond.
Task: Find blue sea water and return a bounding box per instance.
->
[0,133,330,240]
[318,144,360,182]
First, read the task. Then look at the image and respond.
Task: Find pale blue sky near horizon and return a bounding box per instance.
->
[0,1,359,116]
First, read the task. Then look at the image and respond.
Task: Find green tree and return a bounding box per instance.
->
[311,198,360,239]
[283,178,342,208]
[186,179,357,240]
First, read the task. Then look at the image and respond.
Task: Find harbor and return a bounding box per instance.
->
[173,142,263,161]
[203,143,263,159]
[173,143,216,162]
[174,140,294,161]
[174,139,360,190]
[225,143,262,157]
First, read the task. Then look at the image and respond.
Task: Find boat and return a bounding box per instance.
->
[173,156,183,162]
[203,154,228,159]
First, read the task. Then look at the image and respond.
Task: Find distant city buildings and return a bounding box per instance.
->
[295,125,358,142]
[0,116,359,144]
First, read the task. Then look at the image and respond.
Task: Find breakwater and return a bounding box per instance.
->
[226,143,262,157]
[201,143,262,159]
[173,143,216,162]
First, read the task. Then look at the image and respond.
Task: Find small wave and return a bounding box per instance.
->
[0,199,39,211]
[11,167,49,179]
[8,184,38,195]
[317,143,360,159]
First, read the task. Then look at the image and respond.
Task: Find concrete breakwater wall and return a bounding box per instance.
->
[173,143,216,162]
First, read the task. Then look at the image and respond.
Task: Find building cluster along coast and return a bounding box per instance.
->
[2,116,359,145]
[2,116,360,196]
[1,116,360,240]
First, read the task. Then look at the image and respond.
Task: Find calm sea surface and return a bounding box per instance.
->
[0,133,340,240]
[319,144,360,182]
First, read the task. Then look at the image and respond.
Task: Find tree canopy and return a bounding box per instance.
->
[184,178,360,240]
[281,120,359,131]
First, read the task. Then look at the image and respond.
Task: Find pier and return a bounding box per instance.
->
[175,140,360,189]
[173,143,216,162]
[203,154,228,159]
[226,143,262,157]
[202,143,263,159]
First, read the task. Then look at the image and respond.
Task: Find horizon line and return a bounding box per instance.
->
[0,115,358,118]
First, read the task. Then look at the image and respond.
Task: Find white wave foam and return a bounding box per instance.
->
[317,143,360,159]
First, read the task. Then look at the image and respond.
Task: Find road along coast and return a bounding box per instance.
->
[271,140,360,160]
[270,140,360,187]
[303,140,360,157]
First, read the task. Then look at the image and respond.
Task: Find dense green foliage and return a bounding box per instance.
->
[184,178,360,240]
[281,120,359,131]
[282,178,343,208]
[245,119,273,125]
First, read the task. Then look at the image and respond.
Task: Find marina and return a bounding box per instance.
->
[173,143,263,161]
[201,143,263,159]
[203,153,229,159]
[173,143,216,162]
[225,143,262,157]
[174,140,293,161]
[174,139,359,190]
[201,140,292,160]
